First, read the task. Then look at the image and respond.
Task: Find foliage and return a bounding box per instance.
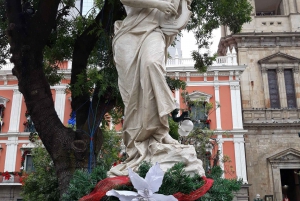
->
[62,129,121,200]
[21,144,59,201]
[0,0,9,67]
[168,117,180,140]
[104,162,204,201]
[137,161,152,179]
[62,165,107,201]
[188,0,252,48]
[43,64,64,86]
[158,162,204,195]
[166,76,186,93]
[22,128,121,201]
[188,0,252,71]
[192,52,217,72]
[197,166,243,201]
[138,162,204,195]
[180,128,216,171]
[98,129,122,169]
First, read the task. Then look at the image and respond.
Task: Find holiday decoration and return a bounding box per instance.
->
[107,163,177,201]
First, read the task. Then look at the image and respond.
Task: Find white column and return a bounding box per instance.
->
[293,65,300,108]
[175,89,180,109]
[217,135,225,178]
[4,136,18,172]
[230,85,238,129]
[261,66,271,108]
[54,88,66,122]
[231,85,243,129]
[68,61,72,69]
[289,0,296,13]
[186,72,190,82]
[8,89,22,132]
[235,86,243,128]
[214,85,222,130]
[234,134,248,184]
[175,72,181,110]
[277,67,288,108]
[110,117,114,130]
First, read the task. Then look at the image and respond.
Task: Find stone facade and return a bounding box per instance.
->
[0,185,22,201]
[219,0,300,200]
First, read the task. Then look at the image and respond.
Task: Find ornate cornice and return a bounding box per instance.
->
[218,32,300,56]
[244,122,300,129]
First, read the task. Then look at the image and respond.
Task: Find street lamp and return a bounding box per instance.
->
[178,117,194,136]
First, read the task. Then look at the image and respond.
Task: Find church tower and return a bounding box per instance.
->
[219,0,300,200]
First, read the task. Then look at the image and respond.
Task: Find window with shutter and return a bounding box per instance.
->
[284,69,297,108]
[25,154,35,172]
[267,70,280,108]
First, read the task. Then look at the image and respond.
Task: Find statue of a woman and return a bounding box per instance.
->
[108,0,205,177]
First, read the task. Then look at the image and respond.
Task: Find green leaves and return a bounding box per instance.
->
[62,165,108,201]
[188,0,252,50]
[198,166,243,201]
[166,76,187,92]
[21,145,59,201]
[158,162,204,195]
[192,51,216,72]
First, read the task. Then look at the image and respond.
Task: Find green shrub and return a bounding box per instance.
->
[21,144,59,201]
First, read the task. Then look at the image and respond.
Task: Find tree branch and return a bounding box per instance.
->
[70,0,125,127]
[5,0,22,23]
[29,0,60,50]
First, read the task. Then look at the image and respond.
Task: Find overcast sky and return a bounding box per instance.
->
[181,28,221,58]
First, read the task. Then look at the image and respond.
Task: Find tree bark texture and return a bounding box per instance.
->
[5,0,124,199]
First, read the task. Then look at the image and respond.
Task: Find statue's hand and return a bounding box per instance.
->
[156,1,178,15]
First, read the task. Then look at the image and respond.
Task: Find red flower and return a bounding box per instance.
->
[205,119,211,124]
[2,171,11,180]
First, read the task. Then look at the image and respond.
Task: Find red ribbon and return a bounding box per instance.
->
[79,176,213,201]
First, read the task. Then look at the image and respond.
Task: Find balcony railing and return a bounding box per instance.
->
[0,62,14,70]
[0,54,238,71]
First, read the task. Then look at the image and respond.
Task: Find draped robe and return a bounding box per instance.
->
[108,4,205,177]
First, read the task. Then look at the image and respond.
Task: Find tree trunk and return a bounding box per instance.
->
[5,0,124,198]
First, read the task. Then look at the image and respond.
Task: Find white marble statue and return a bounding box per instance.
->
[108,0,205,177]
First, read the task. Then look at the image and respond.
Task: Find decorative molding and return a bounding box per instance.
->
[214,85,220,90]
[218,33,300,56]
[277,67,284,74]
[187,91,212,102]
[261,66,267,73]
[268,148,300,163]
[55,88,66,93]
[12,89,21,94]
[2,75,7,85]
[214,71,219,81]
[230,85,240,90]
[0,96,10,107]
[258,52,300,65]
[293,65,299,74]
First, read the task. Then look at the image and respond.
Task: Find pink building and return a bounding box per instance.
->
[0,50,249,200]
